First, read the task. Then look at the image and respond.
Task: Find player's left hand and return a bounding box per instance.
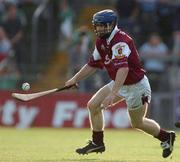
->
[101,93,116,109]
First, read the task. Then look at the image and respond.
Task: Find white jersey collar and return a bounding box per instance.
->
[107,26,119,44]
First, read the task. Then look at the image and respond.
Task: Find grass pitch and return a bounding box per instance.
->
[0,128,179,162]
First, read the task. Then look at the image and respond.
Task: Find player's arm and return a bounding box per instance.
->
[101,41,131,108]
[65,64,97,87]
[71,64,97,82]
[101,67,129,108]
[111,67,129,95]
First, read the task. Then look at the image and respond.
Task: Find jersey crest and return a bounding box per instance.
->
[112,42,131,60]
[114,44,126,59]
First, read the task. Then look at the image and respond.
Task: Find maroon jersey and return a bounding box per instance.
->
[88,26,145,85]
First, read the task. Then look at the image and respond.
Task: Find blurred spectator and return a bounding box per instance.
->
[58,0,74,50]
[2,0,44,5]
[18,0,37,25]
[1,3,25,71]
[138,0,157,13]
[172,31,180,56]
[69,25,93,75]
[156,0,176,43]
[0,0,5,22]
[172,5,180,55]
[169,36,180,90]
[115,0,139,19]
[139,33,169,91]
[0,51,20,90]
[138,0,159,43]
[140,33,169,72]
[168,5,180,90]
[115,0,141,45]
[0,26,11,56]
[26,0,44,5]
[0,26,19,90]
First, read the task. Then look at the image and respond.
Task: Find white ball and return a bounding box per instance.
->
[22,82,30,91]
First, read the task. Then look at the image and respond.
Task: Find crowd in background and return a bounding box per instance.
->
[0,0,43,89]
[117,0,180,92]
[0,0,179,92]
[58,0,180,92]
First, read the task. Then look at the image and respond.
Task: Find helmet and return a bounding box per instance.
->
[92,9,117,39]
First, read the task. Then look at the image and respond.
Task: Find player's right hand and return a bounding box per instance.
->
[65,78,77,87]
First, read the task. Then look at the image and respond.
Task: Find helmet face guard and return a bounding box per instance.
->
[92,9,117,39]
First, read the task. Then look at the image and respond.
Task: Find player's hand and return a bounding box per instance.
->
[101,93,116,109]
[65,78,77,87]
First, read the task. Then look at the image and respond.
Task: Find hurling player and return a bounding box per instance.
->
[65,9,176,158]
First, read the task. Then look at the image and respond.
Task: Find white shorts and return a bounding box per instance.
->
[107,75,151,110]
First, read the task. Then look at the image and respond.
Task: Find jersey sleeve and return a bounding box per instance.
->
[111,42,131,68]
[87,46,104,69]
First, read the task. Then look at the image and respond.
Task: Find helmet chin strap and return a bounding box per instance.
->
[100,33,111,39]
[99,23,114,39]
[106,23,112,33]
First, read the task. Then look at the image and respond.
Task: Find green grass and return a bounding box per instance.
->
[0,128,179,162]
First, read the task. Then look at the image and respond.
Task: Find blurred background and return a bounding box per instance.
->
[0,0,180,129]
